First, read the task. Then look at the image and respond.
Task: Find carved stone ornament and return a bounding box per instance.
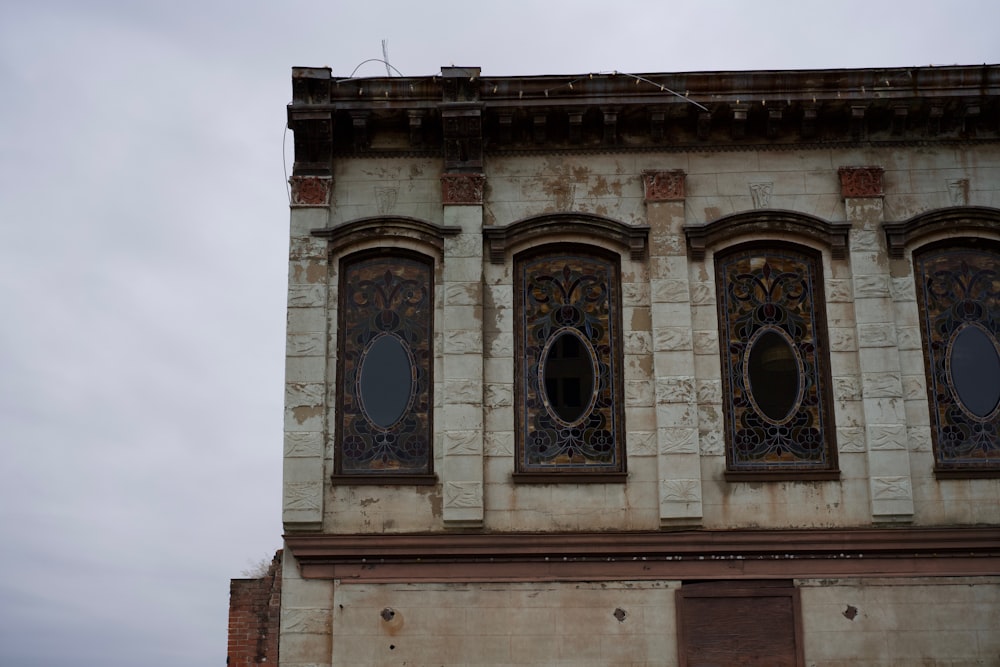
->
[441,173,486,204]
[838,166,884,198]
[642,170,686,202]
[749,182,773,209]
[947,178,970,206]
[290,175,332,207]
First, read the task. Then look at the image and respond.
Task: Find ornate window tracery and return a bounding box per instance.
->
[334,251,434,480]
[715,244,838,477]
[914,243,1000,475]
[514,246,625,480]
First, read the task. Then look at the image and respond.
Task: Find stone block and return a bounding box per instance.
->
[444,330,483,354]
[627,430,657,456]
[653,326,693,351]
[287,284,328,309]
[624,331,652,355]
[484,431,514,457]
[655,402,697,428]
[286,382,325,408]
[487,331,513,357]
[658,427,698,454]
[484,382,512,408]
[442,403,484,431]
[655,376,695,403]
[285,432,324,458]
[442,430,482,456]
[284,357,325,384]
[692,329,718,355]
[624,379,654,406]
[861,372,903,398]
[483,356,514,384]
[287,307,326,334]
[646,263,689,289]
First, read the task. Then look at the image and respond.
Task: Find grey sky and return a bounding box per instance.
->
[1,1,997,665]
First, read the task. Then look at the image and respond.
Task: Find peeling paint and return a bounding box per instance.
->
[630,307,652,331]
[291,406,323,424]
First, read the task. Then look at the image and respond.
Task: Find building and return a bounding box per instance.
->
[272,64,1000,666]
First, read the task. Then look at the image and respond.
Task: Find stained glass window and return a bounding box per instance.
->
[914,244,1000,473]
[515,247,625,476]
[716,245,837,474]
[336,252,433,477]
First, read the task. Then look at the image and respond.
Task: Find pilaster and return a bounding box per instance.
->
[840,166,914,522]
[283,206,330,531]
[283,68,334,532]
[643,171,703,526]
[439,196,485,526]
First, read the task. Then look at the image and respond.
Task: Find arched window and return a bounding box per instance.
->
[514,245,625,480]
[334,250,434,479]
[715,243,838,477]
[914,241,1000,475]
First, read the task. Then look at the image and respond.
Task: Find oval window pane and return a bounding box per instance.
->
[542,330,595,423]
[359,335,413,428]
[747,330,800,422]
[950,326,1000,418]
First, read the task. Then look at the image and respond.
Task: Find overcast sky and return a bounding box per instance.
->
[0,1,997,665]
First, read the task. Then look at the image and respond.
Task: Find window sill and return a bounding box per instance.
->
[725,470,841,483]
[934,467,1000,479]
[512,471,628,484]
[331,474,438,486]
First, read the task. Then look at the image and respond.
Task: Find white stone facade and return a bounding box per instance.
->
[278,65,1000,666]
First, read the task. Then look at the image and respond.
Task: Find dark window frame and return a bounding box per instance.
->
[715,242,840,480]
[913,239,1000,478]
[331,248,437,485]
[513,243,627,483]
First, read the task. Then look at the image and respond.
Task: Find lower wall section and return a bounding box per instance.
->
[798,577,1000,667]
[331,580,679,666]
[279,559,1000,666]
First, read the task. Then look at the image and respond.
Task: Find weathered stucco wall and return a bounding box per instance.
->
[279,65,1000,667]
[288,145,1000,534]
[797,577,1000,666]
[274,573,1000,666]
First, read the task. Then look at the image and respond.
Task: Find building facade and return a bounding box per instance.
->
[277,65,1000,666]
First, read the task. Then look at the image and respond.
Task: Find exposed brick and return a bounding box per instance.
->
[226,551,282,666]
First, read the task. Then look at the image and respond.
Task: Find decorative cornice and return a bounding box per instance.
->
[838,166,884,198]
[882,206,1000,258]
[683,209,852,260]
[290,65,1000,156]
[289,175,332,207]
[642,170,686,202]
[441,173,486,205]
[311,216,461,255]
[285,527,1000,583]
[483,212,650,264]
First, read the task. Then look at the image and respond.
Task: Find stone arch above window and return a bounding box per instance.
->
[683,210,851,261]
[483,212,650,264]
[883,206,1000,259]
[311,216,461,256]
